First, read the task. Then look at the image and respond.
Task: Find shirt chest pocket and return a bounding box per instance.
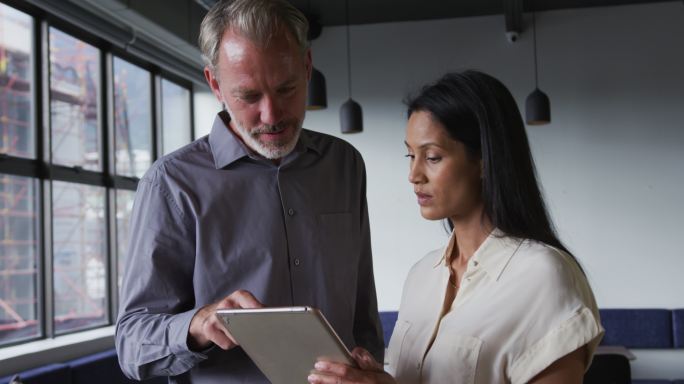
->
[422,331,483,384]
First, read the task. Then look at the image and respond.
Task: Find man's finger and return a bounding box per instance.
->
[203,316,237,350]
[231,289,264,309]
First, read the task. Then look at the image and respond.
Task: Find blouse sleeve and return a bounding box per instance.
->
[508,245,604,384]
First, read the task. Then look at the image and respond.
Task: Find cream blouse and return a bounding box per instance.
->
[387,229,604,384]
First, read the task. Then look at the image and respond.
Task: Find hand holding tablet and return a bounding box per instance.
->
[189,290,264,350]
[216,306,353,384]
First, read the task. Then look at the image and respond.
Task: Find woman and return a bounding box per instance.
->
[308,71,604,384]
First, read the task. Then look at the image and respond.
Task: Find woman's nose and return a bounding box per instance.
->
[408,163,426,184]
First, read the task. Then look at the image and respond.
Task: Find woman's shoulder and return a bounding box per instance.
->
[506,238,594,303]
[513,239,580,276]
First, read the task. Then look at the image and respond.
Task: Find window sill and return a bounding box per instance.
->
[0,326,115,377]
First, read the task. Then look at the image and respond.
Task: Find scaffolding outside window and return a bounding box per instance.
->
[0,174,40,346]
[161,78,192,155]
[49,27,101,172]
[51,181,107,335]
[0,3,40,348]
[113,57,152,178]
[0,3,34,159]
[114,189,134,292]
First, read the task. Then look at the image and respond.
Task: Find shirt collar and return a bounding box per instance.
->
[208,111,322,169]
[434,228,524,282]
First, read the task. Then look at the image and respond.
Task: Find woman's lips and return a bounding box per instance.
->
[415,192,433,205]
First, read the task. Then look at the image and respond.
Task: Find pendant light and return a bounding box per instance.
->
[307,67,327,110]
[525,10,551,125]
[306,2,327,110]
[340,0,362,133]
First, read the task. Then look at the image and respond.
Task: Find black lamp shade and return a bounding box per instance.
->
[307,67,327,110]
[525,88,551,125]
[340,98,363,133]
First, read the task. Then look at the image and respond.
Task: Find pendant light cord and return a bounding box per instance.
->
[532,10,539,89]
[345,0,353,99]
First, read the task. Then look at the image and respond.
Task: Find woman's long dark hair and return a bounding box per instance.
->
[406,70,578,264]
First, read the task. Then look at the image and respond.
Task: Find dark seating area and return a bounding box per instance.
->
[0,349,165,384]
[1,308,682,383]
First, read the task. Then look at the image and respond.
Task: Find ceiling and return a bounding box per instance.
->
[197,0,673,27]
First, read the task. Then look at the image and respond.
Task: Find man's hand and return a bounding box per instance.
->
[188,289,264,351]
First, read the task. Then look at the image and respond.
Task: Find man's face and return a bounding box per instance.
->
[205,28,312,160]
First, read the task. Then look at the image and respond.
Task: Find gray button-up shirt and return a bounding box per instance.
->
[115,112,384,383]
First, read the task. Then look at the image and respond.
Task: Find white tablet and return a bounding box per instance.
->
[216,306,354,384]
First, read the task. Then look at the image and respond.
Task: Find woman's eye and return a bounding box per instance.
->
[426,156,442,163]
[404,154,415,160]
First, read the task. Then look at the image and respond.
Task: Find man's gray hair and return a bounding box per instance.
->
[199,0,309,70]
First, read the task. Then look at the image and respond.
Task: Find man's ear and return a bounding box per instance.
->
[204,66,223,103]
[304,48,313,83]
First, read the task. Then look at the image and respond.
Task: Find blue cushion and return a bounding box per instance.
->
[67,348,168,384]
[379,311,399,347]
[0,363,70,384]
[672,309,684,348]
[67,348,137,384]
[600,309,673,348]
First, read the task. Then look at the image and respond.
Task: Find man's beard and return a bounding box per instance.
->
[231,116,302,160]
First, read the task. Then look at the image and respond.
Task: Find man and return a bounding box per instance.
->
[115,0,384,382]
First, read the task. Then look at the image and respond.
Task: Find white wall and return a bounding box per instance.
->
[301,2,684,379]
[306,1,684,309]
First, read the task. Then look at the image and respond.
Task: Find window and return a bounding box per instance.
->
[160,78,191,155]
[0,174,39,345]
[49,28,101,171]
[52,181,107,334]
[0,4,34,159]
[113,57,152,178]
[114,189,135,291]
[0,0,197,352]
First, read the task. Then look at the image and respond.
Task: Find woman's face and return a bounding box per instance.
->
[405,111,483,222]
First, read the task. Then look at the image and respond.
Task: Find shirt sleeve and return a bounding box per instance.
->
[351,157,385,363]
[508,246,604,384]
[115,176,206,380]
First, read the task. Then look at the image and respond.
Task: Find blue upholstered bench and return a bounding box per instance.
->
[600,309,673,348]
[67,349,138,384]
[0,364,70,384]
[379,309,684,348]
[2,308,681,383]
[379,309,684,383]
[0,349,166,384]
